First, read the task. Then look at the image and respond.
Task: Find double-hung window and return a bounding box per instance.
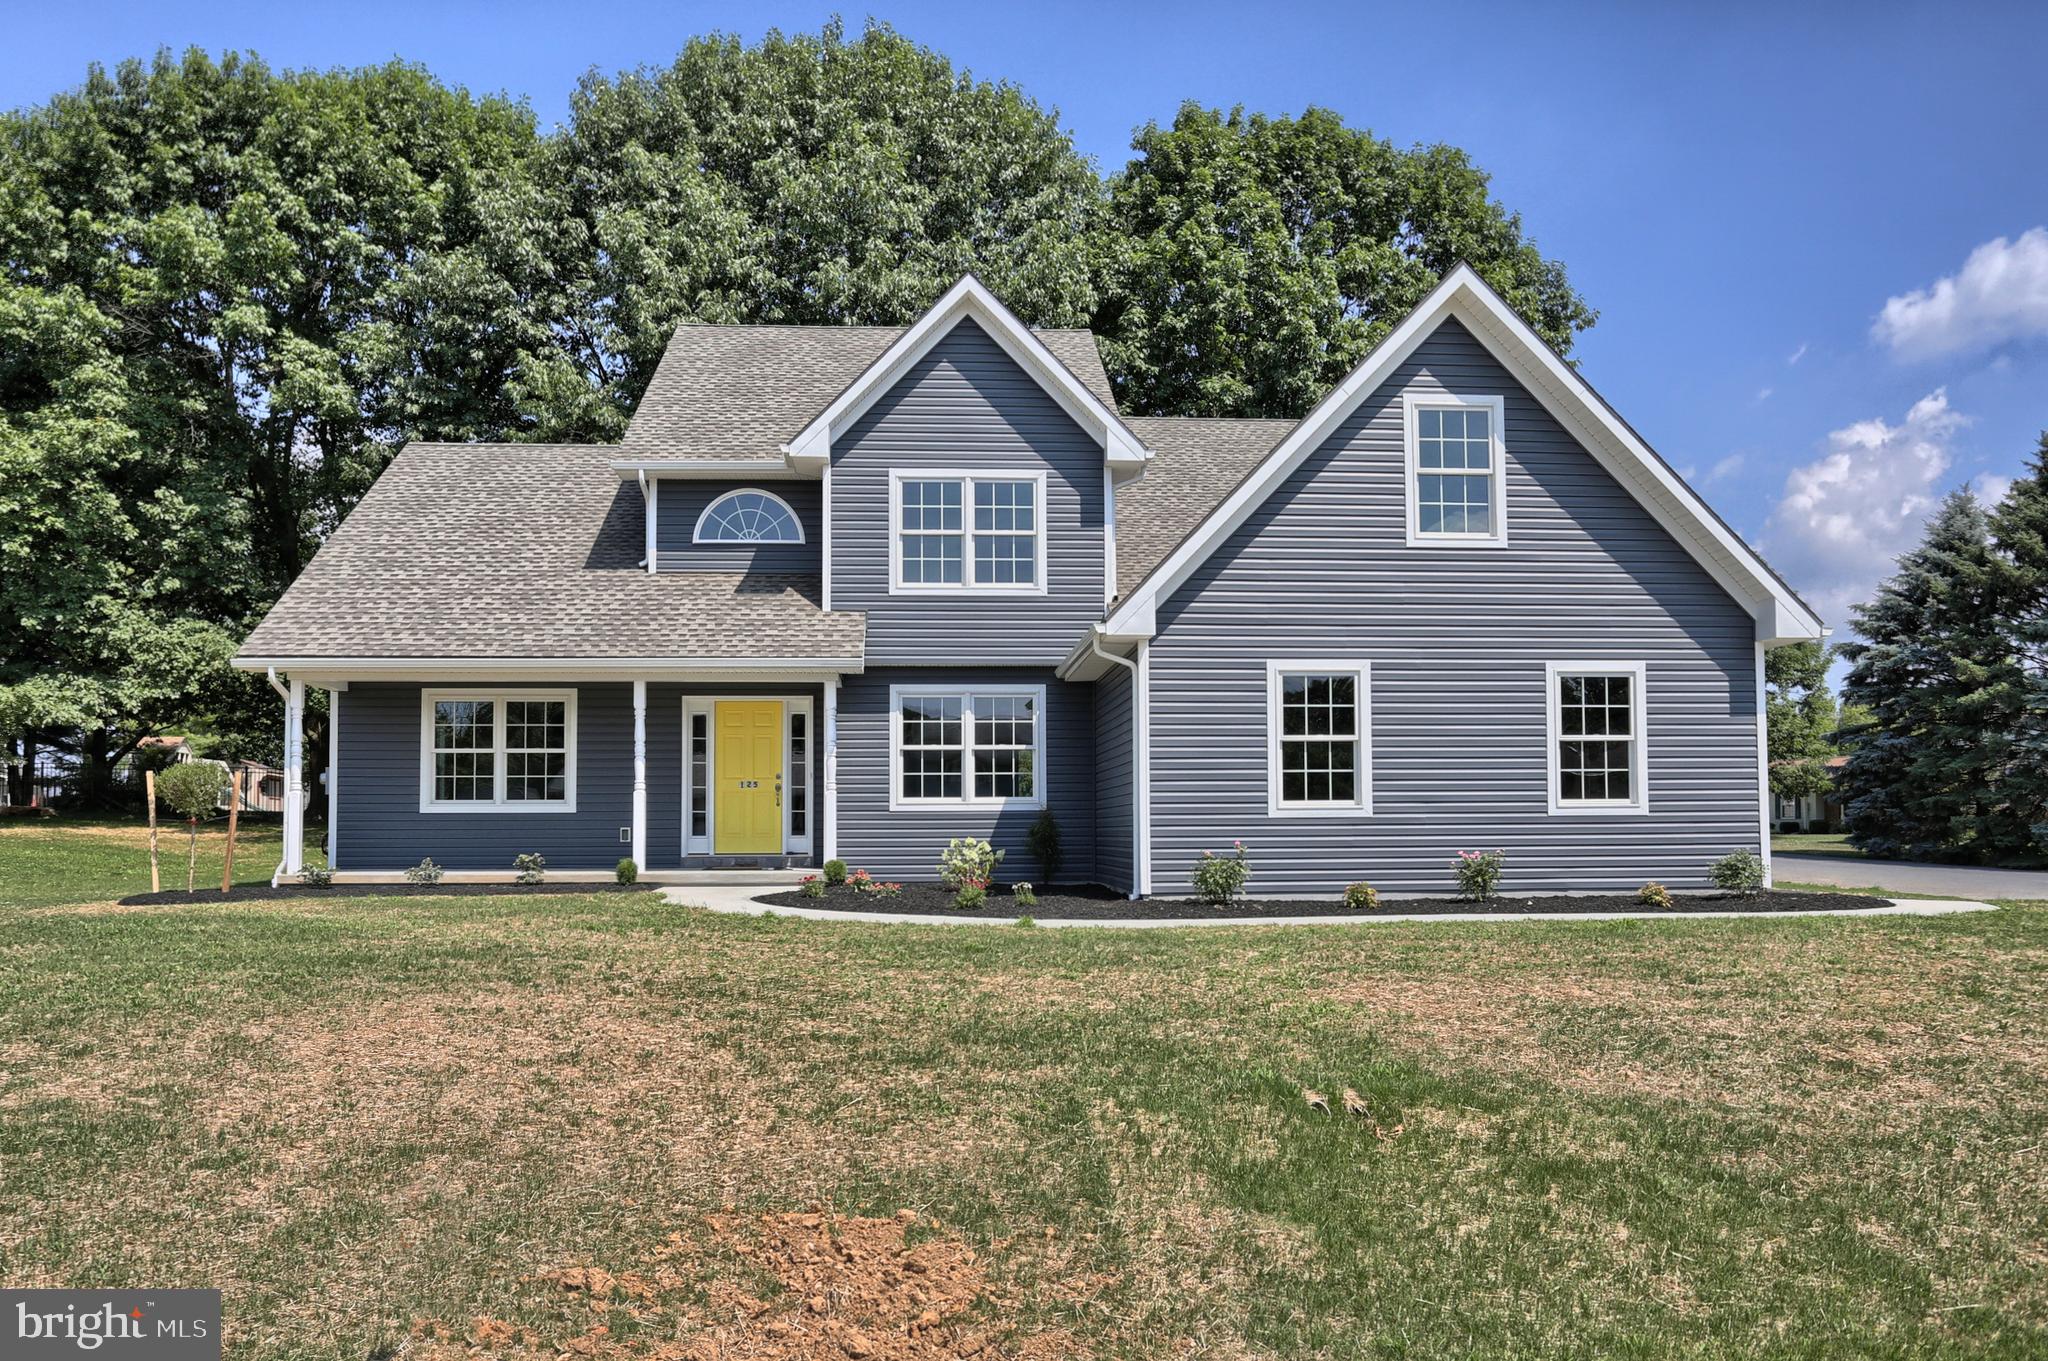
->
[1404,393,1507,546]
[1266,661,1372,814]
[890,685,1045,809]
[420,689,577,812]
[891,470,1046,592]
[1546,662,1647,814]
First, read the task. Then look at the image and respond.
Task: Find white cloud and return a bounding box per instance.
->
[1707,453,1745,483]
[1873,227,2048,359]
[1755,386,1774,402]
[1787,343,1809,366]
[1759,389,1967,630]
[1973,471,2014,508]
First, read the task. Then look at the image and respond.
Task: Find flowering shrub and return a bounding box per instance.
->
[299,865,334,888]
[1710,849,1766,897]
[405,858,444,885]
[1191,841,1251,905]
[1013,882,1038,908]
[848,868,882,895]
[1453,849,1505,901]
[938,838,1005,893]
[1637,880,1672,908]
[799,874,826,899]
[513,852,547,885]
[1343,882,1379,911]
[953,884,988,911]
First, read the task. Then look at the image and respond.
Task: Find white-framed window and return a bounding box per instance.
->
[888,470,1048,594]
[1266,661,1372,815]
[888,684,1046,810]
[1546,661,1648,814]
[694,488,805,543]
[1403,392,1507,547]
[418,689,577,812]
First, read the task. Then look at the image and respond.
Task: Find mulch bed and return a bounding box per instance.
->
[116,881,661,906]
[755,883,1885,919]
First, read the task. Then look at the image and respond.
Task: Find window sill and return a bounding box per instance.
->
[1404,534,1510,549]
[418,800,579,815]
[1546,803,1648,817]
[1266,803,1374,818]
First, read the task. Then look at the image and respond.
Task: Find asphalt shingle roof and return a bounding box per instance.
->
[1114,417,1297,600]
[621,323,1117,458]
[236,443,865,664]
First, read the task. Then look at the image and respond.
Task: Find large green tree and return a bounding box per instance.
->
[1765,640,1840,802]
[531,19,1103,436]
[1091,104,1596,417]
[1988,435,2048,857]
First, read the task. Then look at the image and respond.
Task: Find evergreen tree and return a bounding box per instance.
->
[1838,491,2021,859]
[1988,434,2048,859]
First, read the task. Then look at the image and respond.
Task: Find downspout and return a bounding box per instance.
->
[637,469,653,570]
[266,667,291,886]
[1088,633,1148,900]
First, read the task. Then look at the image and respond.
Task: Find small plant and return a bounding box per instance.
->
[405,858,444,885]
[953,884,988,911]
[513,852,546,885]
[874,881,903,898]
[938,838,1004,893]
[1710,848,1767,898]
[156,760,229,893]
[1014,881,1038,908]
[1454,849,1506,902]
[615,858,638,884]
[1191,840,1251,905]
[822,859,849,886]
[1637,880,1672,908]
[799,874,826,899]
[1343,882,1379,911]
[847,868,882,895]
[1014,915,1037,929]
[298,864,334,888]
[1026,810,1063,884]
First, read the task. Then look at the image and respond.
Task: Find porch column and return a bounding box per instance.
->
[326,687,340,870]
[631,680,648,870]
[822,679,839,861]
[282,676,305,877]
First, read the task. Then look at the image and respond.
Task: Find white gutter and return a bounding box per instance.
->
[1087,632,1151,899]
[265,667,290,886]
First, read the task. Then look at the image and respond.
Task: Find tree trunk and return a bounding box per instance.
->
[75,729,122,811]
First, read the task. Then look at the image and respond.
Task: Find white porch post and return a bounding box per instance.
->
[631,680,648,870]
[325,687,340,870]
[822,679,839,861]
[282,676,305,877]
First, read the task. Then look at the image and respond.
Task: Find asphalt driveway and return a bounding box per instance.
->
[1777,853,2048,899]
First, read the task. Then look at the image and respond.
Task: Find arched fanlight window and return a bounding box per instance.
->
[693,488,806,544]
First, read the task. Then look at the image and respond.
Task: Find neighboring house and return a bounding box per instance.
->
[235,266,1823,893]
[1773,755,1847,832]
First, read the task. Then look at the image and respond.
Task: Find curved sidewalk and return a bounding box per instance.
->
[1776,853,2048,900]
[658,885,1997,929]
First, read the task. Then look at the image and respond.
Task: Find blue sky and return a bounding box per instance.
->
[7,1,2047,630]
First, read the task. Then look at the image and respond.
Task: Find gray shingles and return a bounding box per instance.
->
[236,443,865,663]
[1114,417,1296,600]
[621,323,1116,458]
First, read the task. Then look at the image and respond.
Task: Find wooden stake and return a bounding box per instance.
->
[221,767,241,893]
[145,768,160,893]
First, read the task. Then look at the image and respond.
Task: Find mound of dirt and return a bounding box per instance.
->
[410,1210,1088,1360]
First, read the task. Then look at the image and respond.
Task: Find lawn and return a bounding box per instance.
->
[1772,831,1859,856]
[0,812,328,907]
[1,822,2044,1359]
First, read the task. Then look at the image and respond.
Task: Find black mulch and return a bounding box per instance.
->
[116,881,661,906]
[754,883,1884,920]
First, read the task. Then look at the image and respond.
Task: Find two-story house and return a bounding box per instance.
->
[234,267,1823,895]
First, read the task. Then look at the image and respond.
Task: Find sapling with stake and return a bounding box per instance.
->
[156,761,229,893]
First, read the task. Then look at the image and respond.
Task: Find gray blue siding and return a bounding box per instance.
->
[1146,318,1762,895]
[835,668,1095,883]
[655,480,821,573]
[830,319,1107,667]
[1093,664,1134,893]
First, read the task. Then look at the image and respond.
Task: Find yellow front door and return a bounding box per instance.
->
[715,701,783,854]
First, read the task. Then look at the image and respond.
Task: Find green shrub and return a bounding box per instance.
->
[1013,915,1037,929]
[615,858,638,884]
[1454,849,1506,901]
[1026,810,1063,884]
[822,859,849,886]
[953,884,988,911]
[155,761,229,892]
[513,852,546,885]
[1013,881,1037,908]
[1709,849,1766,897]
[1343,882,1378,911]
[800,875,826,899]
[298,865,334,888]
[405,858,443,885]
[1190,841,1250,905]
[1637,880,1672,908]
[938,838,1004,892]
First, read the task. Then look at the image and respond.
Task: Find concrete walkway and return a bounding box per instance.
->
[1776,853,2048,900]
[659,884,1997,928]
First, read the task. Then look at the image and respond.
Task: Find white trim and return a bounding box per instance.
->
[691,487,808,544]
[1102,463,1118,609]
[1265,660,1374,817]
[1402,392,1508,548]
[283,677,305,876]
[1543,661,1649,816]
[327,687,340,871]
[612,459,808,480]
[631,680,647,870]
[787,695,815,855]
[782,275,1150,472]
[645,476,658,575]
[1100,265,1822,645]
[822,680,839,860]
[236,658,863,680]
[1135,641,1152,896]
[821,463,834,610]
[886,683,1049,812]
[417,688,579,814]
[679,695,812,858]
[1756,640,1773,888]
[887,468,1050,596]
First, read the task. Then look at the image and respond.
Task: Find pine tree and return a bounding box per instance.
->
[1989,434,2048,860]
[1837,491,2018,859]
